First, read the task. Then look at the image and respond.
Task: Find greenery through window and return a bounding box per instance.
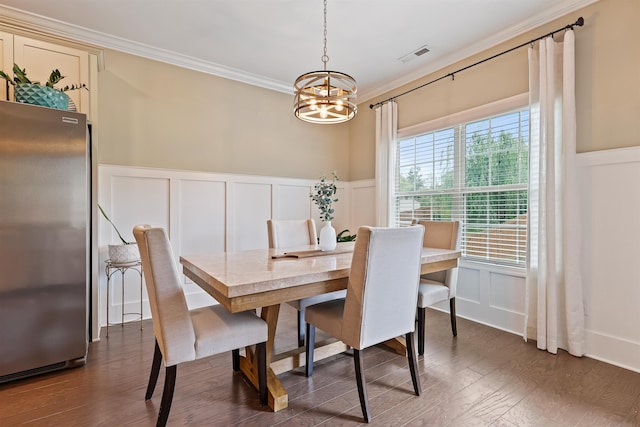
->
[395,108,529,266]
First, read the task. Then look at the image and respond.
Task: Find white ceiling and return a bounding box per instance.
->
[0,0,594,101]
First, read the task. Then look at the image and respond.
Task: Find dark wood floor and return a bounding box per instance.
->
[1,305,639,426]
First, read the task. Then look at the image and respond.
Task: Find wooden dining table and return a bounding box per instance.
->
[180,241,460,411]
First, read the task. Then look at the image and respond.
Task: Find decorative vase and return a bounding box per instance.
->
[14,83,69,110]
[108,243,140,264]
[319,221,337,251]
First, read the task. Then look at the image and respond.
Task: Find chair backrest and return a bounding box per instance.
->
[342,226,424,349]
[133,225,196,366]
[267,219,317,249]
[414,220,461,295]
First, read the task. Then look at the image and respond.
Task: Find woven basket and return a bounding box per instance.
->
[14,83,69,110]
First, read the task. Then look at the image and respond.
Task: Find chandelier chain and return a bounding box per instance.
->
[322,0,329,69]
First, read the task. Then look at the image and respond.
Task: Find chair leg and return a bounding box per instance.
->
[354,349,371,423]
[305,323,315,377]
[256,342,267,405]
[405,332,422,396]
[297,310,306,347]
[450,298,457,337]
[146,339,162,400]
[156,365,177,427]
[417,307,426,356]
[232,349,240,371]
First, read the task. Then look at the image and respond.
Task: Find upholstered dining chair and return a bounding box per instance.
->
[133,225,268,427]
[304,225,425,423]
[413,220,461,356]
[267,219,347,347]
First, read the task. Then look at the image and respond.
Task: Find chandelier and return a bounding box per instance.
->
[293,0,357,124]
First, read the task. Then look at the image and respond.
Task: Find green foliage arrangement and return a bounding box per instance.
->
[98,205,133,245]
[310,172,338,222]
[337,229,356,242]
[0,63,87,92]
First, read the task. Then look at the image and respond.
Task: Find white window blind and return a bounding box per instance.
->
[395,106,529,267]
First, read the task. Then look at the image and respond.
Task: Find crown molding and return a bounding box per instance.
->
[0,5,293,94]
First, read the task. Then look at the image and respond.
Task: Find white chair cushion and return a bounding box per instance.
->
[287,290,347,310]
[191,305,268,359]
[417,279,450,308]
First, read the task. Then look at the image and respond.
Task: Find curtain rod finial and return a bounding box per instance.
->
[575,17,584,27]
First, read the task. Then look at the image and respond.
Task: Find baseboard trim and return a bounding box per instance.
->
[585,329,640,373]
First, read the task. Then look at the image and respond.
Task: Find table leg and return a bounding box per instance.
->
[106,266,110,338]
[381,336,407,356]
[120,270,125,327]
[139,269,144,331]
[236,304,289,411]
[258,304,279,362]
[236,304,351,411]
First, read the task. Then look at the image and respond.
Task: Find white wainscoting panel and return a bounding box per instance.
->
[229,182,272,251]
[457,265,481,304]
[490,271,526,314]
[110,175,170,242]
[100,174,171,336]
[578,146,640,372]
[178,179,226,255]
[274,184,314,220]
[452,263,525,335]
[350,180,376,229]
[177,178,226,307]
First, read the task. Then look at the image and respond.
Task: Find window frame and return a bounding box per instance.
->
[395,93,529,268]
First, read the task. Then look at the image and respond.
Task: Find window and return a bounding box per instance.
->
[395,96,529,267]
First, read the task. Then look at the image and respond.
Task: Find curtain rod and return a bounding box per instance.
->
[369,16,584,110]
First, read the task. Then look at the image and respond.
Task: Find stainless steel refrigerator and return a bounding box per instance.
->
[0,100,90,382]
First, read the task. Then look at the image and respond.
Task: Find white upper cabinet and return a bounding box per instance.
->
[0,31,14,101]
[14,36,90,114]
[0,34,90,115]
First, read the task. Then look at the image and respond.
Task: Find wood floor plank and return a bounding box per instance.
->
[2,306,640,426]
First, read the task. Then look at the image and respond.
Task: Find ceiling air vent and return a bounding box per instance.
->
[398,45,430,64]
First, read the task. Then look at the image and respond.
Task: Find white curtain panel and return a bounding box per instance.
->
[525,30,584,356]
[374,101,398,227]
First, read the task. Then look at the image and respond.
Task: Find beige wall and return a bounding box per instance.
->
[349,0,640,180]
[97,50,350,180]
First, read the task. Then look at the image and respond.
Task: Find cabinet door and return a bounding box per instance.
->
[14,36,90,114]
[0,31,13,101]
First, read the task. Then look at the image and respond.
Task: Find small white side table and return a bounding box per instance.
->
[105,259,143,338]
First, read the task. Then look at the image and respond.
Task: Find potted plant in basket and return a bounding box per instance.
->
[98,205,140,264]
[311,172,339,251]
[0,63,87,111]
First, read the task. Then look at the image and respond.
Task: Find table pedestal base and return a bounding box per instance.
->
[237,304,350,411]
